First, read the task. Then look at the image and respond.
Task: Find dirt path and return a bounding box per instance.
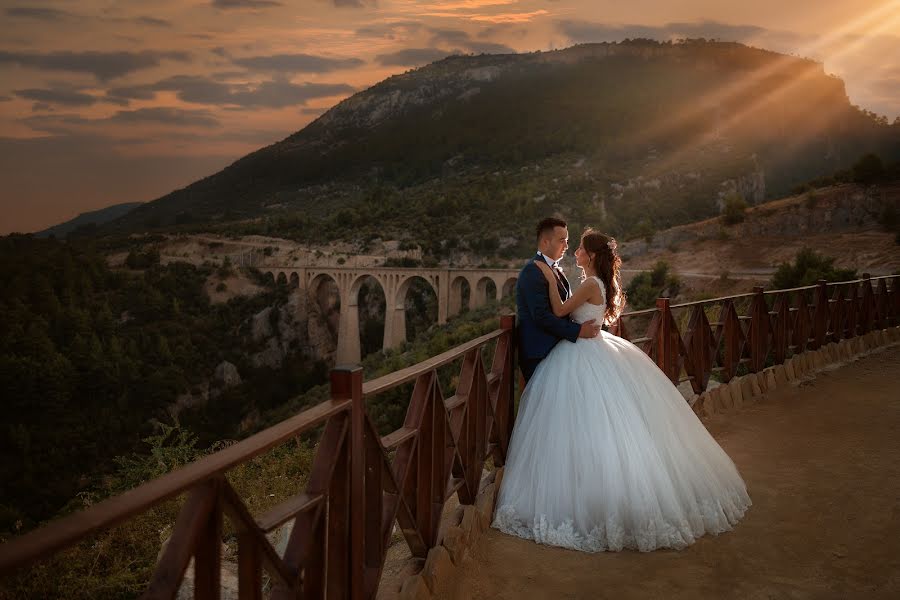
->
[439,346,900,600]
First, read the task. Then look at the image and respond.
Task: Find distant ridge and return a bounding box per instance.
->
[36,202,143,238]
[102,40,900,251]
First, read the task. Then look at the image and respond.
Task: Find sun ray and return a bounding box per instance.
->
[640,1,900,176]
[624,0,900,156]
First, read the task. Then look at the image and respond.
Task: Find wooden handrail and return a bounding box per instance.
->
[668,292,756,310]
[760,274,894,296]
[0,397,350,575]
[3,271,896,597]
[611,275,899,394]
[362,328,507,397]
[618,275,895,315]
[0,314,518,600]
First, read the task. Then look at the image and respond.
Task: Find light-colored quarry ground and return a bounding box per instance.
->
[107,183,899,304]
[619,183,900,299]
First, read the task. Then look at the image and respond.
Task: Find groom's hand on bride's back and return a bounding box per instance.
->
[578,319,601,338]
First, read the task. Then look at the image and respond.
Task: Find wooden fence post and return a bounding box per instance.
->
[812,280,829,349]
[861,273,874,334]
[331,365,364,600]
[500,314,516,445]
[891,276,900,326]
[748,286,769,372]
[195,477,223,600]
[656,298,674,382]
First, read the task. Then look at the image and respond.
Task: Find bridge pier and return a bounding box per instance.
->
[336,293,361,365]
[384,301,406,350]
[493,275,505,301]
[437,269,450,325]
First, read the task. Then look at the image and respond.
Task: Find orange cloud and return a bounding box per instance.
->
[417,0,521,9]
[417,9,549,23]
[469,9,549,23]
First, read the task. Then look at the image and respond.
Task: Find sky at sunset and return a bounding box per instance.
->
[0,0,898,235]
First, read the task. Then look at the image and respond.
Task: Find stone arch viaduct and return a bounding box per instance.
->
[260,266,520,364]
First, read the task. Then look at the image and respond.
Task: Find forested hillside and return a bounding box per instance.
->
[103,40,900,260]
[0,236,325,533]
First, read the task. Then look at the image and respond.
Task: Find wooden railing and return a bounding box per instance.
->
[2,274,898,597]
[0,315,517,599]
[609,274,899,392]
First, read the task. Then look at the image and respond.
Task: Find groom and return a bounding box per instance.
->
[517,217,601,382]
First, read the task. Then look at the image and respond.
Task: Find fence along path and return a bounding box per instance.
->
[611,274,898,393]
[0,317,517,599]
[0,275,897,598]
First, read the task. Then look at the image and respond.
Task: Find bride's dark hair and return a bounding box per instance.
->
[580,228,626,325]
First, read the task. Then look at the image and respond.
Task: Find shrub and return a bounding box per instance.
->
[721,193,747,225]
[852,153,884,183]
[2,424,316,599]
[125,248,161,269]
[217,257,234,279]
[626,261,681,309]
[770,248,858,289]
[878,204,898,232]
[634,220,655,245]
[383,257,421,267]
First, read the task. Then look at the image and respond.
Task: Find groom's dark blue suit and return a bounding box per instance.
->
[517,253,581,382]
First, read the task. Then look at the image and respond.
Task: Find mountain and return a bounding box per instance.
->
[105,40,900,256]
[37,202,143,238]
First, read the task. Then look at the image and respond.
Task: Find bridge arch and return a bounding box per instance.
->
[449,276,471,318]
[243,266,521,364]
[348,274,387,359]
[307,272,341,360]
[501,276,517,299]
[474,277,497,308]
[388,274,439,348]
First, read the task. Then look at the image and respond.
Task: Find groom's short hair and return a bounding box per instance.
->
[536,217,567,242]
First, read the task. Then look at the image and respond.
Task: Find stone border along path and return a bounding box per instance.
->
[377,327,900,600]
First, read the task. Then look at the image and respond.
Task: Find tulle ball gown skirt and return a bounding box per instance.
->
[492,331,751,552]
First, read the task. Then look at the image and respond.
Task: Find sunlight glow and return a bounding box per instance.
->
[637,0,900,174]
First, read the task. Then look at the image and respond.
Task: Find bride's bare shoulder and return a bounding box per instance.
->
[584,277,605,302]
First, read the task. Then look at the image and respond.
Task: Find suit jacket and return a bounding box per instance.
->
[516,253,581,363]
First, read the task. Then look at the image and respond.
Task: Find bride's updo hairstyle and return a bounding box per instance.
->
[580,228,626,325]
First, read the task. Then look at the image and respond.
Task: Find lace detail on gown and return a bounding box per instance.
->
[491,274,751,552]
[570,276,606,325]
[493,492,750,553]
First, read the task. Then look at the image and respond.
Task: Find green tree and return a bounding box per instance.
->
[852,153,884,183]
[770,248,858,289]
[626,261,681,310]
[721,193,748,225]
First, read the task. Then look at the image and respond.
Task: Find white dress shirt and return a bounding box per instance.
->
[536,251,560,269]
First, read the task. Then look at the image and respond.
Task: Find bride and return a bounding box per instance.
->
[492,228,751,552]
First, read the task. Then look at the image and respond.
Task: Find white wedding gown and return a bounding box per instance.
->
[492,277,751,552]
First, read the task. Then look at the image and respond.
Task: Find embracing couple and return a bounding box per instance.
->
[491,217,752,553]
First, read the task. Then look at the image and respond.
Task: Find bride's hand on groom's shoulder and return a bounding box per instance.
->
[533,259,553,280]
